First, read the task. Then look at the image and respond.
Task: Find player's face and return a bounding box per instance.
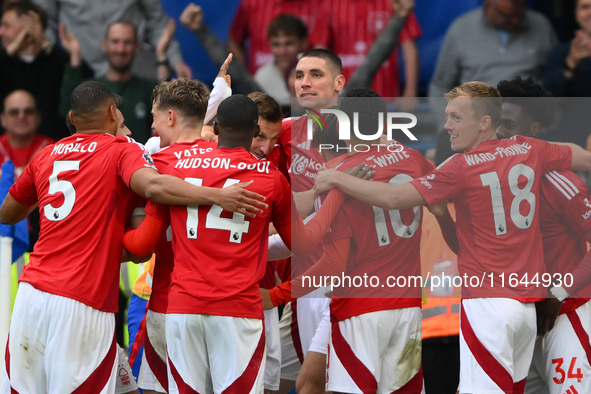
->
[104,23,138,72]
[251,117,281,159]
[1,91,40,138]
[444,97,484,152]
[151,104,171,148]
[295,57,341,111]
[269,34,304,72]
[484,0,525,31]
[0,11,23,49]
[576,0,591,34]
[497,102,536,139]
[115,109,131,137]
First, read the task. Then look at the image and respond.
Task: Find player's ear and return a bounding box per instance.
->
[68,111,75,126]
[108,105,117,122]
[168,109,175,127]
[334,74,345,92]
[213,121,219,136]
[480,115,492,132]
[530,121,541,137]
[253,124,260,138]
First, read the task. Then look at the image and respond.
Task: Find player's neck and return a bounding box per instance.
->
[466,130,498,152]
[174,127,203,144]
[217,139,250,151]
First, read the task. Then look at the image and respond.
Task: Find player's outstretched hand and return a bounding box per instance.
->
[314,166,338,197]
[259,288,274,310]
[180,3,204,33]
[345,163,375,180]
[218,180,268,218]
[535,297,562,337]
[218,53,233,88]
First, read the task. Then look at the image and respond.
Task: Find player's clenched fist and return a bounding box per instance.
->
[180,3,204,33]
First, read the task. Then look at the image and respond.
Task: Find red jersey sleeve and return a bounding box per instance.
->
[8,154,38,206]
[270,171,293,229]
[399,12,422,43]
[229,0,249,45]
[543,171,591,234]
[410,154,464,208]
[524,137,572,175]
[323,204,354,244]
[116,139,158,187]
[145,200,170,227]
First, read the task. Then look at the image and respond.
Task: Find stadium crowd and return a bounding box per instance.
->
[2,0,591,394]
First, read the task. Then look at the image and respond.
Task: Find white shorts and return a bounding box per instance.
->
[525,301,591,394]
[279,287,331,381]
[308,302,330,355]
[116,345,139,394]
[2,282,117,394]
[264,307,281,391]
[166,313,266,394]
[327,308,423,394]
[138,310,167,392]
[459,298,536,394]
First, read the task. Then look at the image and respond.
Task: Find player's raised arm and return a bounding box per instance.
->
[0,194,36,224]
[129,169,267,218]
[314,167,427,211]
[550,142,591,171]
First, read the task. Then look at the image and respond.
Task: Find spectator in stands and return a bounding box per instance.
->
[228,0,319,74]
[59,20,174,144]
[312,0,422,100]
[32,0,192,79]
[0,89,54,175]
[0,89,54,247]
[539,0,591,148]
[0,1,89,141]
[253,14,308,110]
[430,0,556,165]
[429,0,556,99]
[544,0,591,96]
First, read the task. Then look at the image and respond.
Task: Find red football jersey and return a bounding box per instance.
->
[145,140,217,314]
[311,0,422,97]
[324,146,434,321]
[411,136,572,300]
[229,0,321,74]
[539,170,591,314]
[160,147,292,319]
[278,116,325,192]
[10,133,155,312]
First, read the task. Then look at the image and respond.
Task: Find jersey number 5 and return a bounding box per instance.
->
[184,177,250,243]
[44,160,80,221]
[480,164,535,236]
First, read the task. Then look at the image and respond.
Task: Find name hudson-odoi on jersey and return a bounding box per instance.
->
[175,157,271,173]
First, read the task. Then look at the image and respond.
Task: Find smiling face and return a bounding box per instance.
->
[295,56,342,111]
[444,97,485,152]
[151,103,171,148]
[103,23,139,73]
[251,117,281,159]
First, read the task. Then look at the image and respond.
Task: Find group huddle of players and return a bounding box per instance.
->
[2,47,591,394]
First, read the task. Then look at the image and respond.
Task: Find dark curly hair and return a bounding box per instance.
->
[496,76,557,128]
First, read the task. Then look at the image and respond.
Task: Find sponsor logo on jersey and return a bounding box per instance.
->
[291,154,322,176]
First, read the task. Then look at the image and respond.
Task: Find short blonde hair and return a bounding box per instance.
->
[153,78,210,126]
[445,81,502,128]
